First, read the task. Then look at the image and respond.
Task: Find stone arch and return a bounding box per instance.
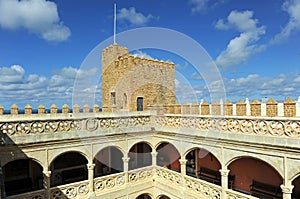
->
[156,142,181,172]
[156,194,171,199]
[184,147,222,185]
[94,146,124,177]
[129,142,152,170]
[225,154,283,177]
[154,139,181,154]
[136,193,153,199]
[2,156,43,169]
[2,158,43,196]
[48,147,90,168]
[49,151,88,187]
[291,174,300,198]
[93,144,125,158]
[128,140,154,153]
[227,156,283,196]
[182,146,221,163]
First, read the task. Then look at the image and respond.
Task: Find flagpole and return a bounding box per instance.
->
[114,3,117,44]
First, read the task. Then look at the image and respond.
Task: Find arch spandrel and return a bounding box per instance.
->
[287,158,300,182]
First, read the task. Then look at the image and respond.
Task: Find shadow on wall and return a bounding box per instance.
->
[0,132,43,198]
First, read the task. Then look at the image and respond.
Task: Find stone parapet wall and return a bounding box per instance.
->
[0,97,299,117]
[147,97,300,117]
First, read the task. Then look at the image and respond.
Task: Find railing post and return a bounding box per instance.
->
[87,163,95,197]
[122,156,130,183]
[281,184,294,199]
[151,151,158,166]
[179,158,187,197]
[43,170,51,199]
[219,169,230,199]
[179,158,187,175]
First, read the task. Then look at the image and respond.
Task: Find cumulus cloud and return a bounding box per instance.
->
[215,10,266,69]
[272,0,300,43]
[175,72,300,103]
[202,73,300,101]
[117,7,155,26]
[0,65,100,108]
[131,50,153,59]
[189,0,209,13]
[0,0,70,42]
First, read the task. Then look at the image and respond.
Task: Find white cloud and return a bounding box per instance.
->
[131,50,153,59]
[203,73,300,101]
[272,0,300,43]
[215,10,266,69]
[0,65,100,108]
[117,7,154,26]
[0,0,70,42]
[189,0,209,13]
[294,74,300,82]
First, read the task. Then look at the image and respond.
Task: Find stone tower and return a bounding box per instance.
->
[102,44,176,112]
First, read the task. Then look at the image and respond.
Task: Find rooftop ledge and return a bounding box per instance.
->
[0,111,299,141]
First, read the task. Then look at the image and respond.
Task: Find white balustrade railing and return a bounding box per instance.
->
[184,175,222,198]
[128,166,154,184]
[50,180,89,199]
[4,167,266,199]
[1,112,300,140]
[155,167,222,199]
[94,172,126,194]
[6,189,45,199]
[226,189,259,199]
[155,115,300,138]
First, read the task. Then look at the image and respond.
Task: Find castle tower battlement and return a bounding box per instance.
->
[101,44,176,112]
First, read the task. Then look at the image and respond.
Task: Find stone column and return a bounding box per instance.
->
[219,169,230,199]
[87,163,95,197]
[151,151,158,166]
[281,184,294,199]
[43,170,51,199]
[122,157,130,172]
[179,159,187,175]
[122,156,130,183]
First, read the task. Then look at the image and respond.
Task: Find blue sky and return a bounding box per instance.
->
[0,0,300,109]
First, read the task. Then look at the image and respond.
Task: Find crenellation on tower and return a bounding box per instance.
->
[101,44,176,112]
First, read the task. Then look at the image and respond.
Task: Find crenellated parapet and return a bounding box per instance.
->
[0,104,101,115]
[0,97,299,117]
[147,97,300,117]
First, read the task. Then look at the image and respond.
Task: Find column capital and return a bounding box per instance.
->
[179,159,187,165]
[151,151,158,156]
[219,169,230,177]
[280,184,294,194]
[122,157,130,163]
[87,163,95,170]
[43,170,51,177]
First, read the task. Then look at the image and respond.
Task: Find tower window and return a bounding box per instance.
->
[137,97,143,111]
[111,92,116,105]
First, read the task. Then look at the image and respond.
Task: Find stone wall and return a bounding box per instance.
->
[102,44,175,112]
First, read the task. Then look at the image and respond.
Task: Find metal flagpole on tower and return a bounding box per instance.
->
[114,3,117,44]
